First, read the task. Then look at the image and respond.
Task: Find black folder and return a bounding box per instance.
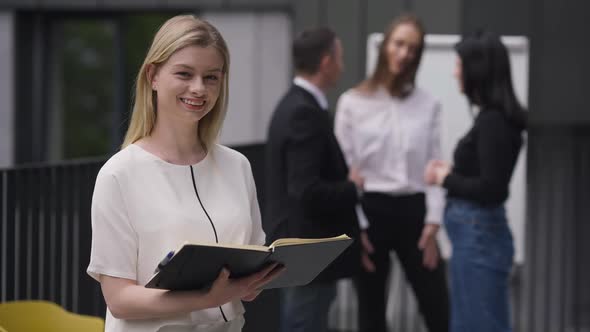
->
[145,235,353,291]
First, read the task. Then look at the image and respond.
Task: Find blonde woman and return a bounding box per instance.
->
[87,15,283,332]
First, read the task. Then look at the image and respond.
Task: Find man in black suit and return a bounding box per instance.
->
[265,27,363,332]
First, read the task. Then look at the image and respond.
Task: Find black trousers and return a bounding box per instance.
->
[355,192,449,332]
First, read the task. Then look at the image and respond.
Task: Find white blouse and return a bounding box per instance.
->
[87,144,265,332]
[334,86,445,224]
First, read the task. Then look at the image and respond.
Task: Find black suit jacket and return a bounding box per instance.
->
[265,85,360,282]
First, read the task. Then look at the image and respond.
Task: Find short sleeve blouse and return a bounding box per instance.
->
[87,144,265,332]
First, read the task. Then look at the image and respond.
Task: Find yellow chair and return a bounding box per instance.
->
[0,300,104,332]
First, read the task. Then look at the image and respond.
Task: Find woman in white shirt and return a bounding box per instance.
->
[87,15,283,332]
[334,14,449,332]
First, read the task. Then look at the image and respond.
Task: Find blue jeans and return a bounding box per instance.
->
[280,282,337,332]
[444,199,514,332]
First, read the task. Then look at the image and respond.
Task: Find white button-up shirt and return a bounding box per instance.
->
[334,86,444,224]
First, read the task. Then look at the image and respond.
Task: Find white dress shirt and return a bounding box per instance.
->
[293,77,370,228]
[293,76,329,109]
[334,86,445,224]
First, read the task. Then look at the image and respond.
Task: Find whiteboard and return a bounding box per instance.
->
[366,34,529,263]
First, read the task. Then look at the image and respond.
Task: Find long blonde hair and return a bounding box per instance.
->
[122,15,230,150]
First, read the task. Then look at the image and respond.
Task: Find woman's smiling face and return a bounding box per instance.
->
[150,45,225,123]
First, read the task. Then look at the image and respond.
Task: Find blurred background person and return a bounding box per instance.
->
[265,27,362,332]
[335,14,449,332]
[425,30,527,332]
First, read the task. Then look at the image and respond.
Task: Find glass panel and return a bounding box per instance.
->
[47,13,177,161]
[49,19,115,160]
[125,14,175,91]
[121,13,178,138]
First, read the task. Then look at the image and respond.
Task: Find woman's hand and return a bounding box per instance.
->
[206,263,285,306]
[417,224,440,270]
[240,290,262,302]
[98,263,285,320]
[424,160,451,186]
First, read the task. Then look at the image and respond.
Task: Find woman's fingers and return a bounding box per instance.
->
[249,264,286,291]
[241,290,261,302]
[422,241,439,270]
[208,262,285,305]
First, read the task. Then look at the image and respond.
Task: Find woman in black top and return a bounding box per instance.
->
[425,31,526,332]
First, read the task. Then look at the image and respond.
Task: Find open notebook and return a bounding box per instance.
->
[145,234,353,291]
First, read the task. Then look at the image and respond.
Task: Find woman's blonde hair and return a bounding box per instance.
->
[122,15,230,150]
[358,14,425,97]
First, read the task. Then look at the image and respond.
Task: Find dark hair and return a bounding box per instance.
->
[292,27,336,75]
[362,14,425,96]
[455,30,527,129]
